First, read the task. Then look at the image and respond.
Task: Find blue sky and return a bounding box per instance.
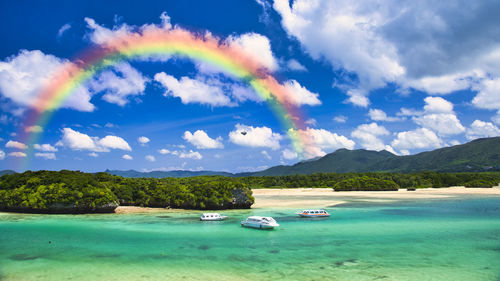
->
[1,0,500,173]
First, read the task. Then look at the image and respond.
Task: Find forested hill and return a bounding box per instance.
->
[105,169,234,178]
[254,137,500,176]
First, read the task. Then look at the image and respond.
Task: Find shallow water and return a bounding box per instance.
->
[1,197,500,280]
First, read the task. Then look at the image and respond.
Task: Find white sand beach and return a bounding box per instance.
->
[114,186,500,213]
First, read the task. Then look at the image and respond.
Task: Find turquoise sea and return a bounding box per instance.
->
[1,197,500,281]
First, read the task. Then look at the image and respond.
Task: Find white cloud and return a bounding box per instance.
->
[229,124,283,150]
[25,125,43,133]
[138,136,150,145]
[351,123,390,151]
[90,62,149,106]
[283,79,321,106]
[8,152,27,158]
[0,50,94,112]
[287,59,307,71]
[391,128,443,151]
[295,127,355,158]
[466,120,500,140]
[261,150,272,160]
[281,148,298,160]
[145,155,156,162]
[154,73,233,107]
[333,115,347,123]
[6,140,27,150]
[158,148,170,154]
[0,150,5,160]
[183,130,223,149]
[34,143,58,152]
[122,154,133,160]
[423,96,454,114]
[368,109,402,122]
[273,0,500,105]
[305,118,317,127]
[413,113,465,136]
[58,128,131,152]
[98,135,132,151]
[397,96,465,136]
[472,78,500,112]
[226,32,279,71]
[179,150,202,160]
[57,23,71,38]
[88,152,99,157]
[35,152,56,160]
[492,111,500,125]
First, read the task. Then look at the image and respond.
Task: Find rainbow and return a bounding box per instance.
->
[20,28,313,169]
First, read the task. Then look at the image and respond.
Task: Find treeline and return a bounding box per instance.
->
[0,170,499,213]
[238,171,500,190]
[0,170,254,213]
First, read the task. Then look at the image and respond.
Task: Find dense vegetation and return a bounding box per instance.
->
[0,170,254,213]
[0,170,498,214]
[239,172,500,190]
[332,177,399,191]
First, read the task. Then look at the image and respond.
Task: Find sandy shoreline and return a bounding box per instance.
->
[113,186,500,213]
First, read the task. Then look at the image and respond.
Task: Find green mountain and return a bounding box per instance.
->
[253,137,500,176]
[105,169,234,178]
[0,170,16,176]
[104,137,500,177]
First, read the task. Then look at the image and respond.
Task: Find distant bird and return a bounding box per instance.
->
[241,131,247,135]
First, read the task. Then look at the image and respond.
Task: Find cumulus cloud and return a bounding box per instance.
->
[0,50,94,112]
[294,127,355,158]
[398,96,465,136]
[472,78,500,119]
[98,135,132,151]
[273,0,500,105]
[0,150,5,160]
[368,109,402,122]
[158,148,170,154]
[90,62,149,106]
[34,144,58,152]
[178,150,202,160]
[6,140,27,150]
[287,59,307,71]
[226,32,279,71]
[466,120,500,140]
[35,152,56,160]
[183,130,223,149]
[229,124,283,150]
[9,152,27,158]
[58,128,131,152]
[413,113,465,136]
[391,128,443,152]
[145,155,156,162]
[122,154,133,160]
[138,136,150,146]
[283,80,321,106]
[351,123,391,151]
[154,73,233,107]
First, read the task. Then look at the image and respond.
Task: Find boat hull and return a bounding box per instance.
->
[296,213,330,218]
[241,222,278,229]
[200,216,227,221]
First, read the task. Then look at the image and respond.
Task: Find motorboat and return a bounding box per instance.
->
[296,209,330,217]
[241,216,279,229]
[200,213,227,221]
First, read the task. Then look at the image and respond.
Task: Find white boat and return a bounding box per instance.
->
[241,216,279,229]
[296,209,330,217]
[200,213,227,221]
